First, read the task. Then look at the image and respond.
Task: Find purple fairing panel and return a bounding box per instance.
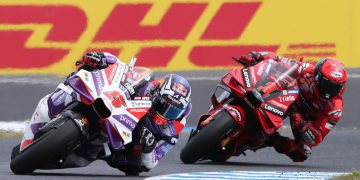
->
[30,123,46,134]
[47,89,77,119]
[91,70,105,96]
[112,114,137,131]
[102,119,123,150]
[67,75,94,103]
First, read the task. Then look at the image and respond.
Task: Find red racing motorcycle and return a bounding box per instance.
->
[180,58,300,164]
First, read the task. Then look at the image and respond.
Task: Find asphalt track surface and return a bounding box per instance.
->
[1,70,360,179]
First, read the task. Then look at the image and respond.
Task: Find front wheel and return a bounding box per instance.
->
[180,110,238,164]
[10,119,82,174]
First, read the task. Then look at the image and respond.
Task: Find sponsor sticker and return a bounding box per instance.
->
[227,106,242,122]
[257,62,265,75]
[325,119,337,129]
[278,95,296,102]
[122,131,131,139]
[128,108,148,113]
[104,90,126,107]
[287,90,299,94]
[172,82,188,96]
[130,101,152,107]
[113,115,137,130]
[124,82,135,95]
[105,63,119,85]
[242,68,252,88]
[92,71,105,95]
[264,103,285,116]
[330,71,343,79]
[328,110,342,117]
[119,85,131,99]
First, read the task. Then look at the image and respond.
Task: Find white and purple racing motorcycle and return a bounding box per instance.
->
[10,58,153,174]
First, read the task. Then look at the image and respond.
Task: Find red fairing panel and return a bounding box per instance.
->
[220,59,300,135]
[221,70,246,97]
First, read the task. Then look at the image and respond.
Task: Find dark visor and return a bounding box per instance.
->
[153,98,185,120]
[317,76,343,99]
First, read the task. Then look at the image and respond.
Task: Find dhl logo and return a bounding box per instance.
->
[0,0,345,75]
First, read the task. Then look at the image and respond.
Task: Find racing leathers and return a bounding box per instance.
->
[19,52,191,174]
[236,51,345,162]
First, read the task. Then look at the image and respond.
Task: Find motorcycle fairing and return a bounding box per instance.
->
[222,59,299,135]
[68,61,152,149]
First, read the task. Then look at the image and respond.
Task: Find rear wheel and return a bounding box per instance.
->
[180,110,238,164]
[11,144,20,160]
[10,119,82,174]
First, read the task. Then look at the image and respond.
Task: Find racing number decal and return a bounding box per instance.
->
[104,91,126,108]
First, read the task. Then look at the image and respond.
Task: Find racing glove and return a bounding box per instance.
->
[76,52,115,69]
[298,122,321,146]
[268,132,312,162]
[140,127,156,153]
[288,144,312,162]
[290,112,321,146]
[232,51,265,67]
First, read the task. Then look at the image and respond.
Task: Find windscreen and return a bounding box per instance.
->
[259,60,299,91]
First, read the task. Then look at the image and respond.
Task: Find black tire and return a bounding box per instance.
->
[207,140,236,162]
[10,119,82,174]
[11,144,20,160]
[180,110,237,164]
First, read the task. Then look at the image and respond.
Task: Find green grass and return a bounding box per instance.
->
[333,172,360,180]
[0,132,22,139]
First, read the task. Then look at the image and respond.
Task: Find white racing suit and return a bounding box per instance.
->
[20,77,190,174]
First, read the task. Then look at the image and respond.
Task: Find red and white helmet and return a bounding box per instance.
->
[314,58,347,100]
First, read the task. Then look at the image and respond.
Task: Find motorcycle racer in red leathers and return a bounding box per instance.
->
[235,51,347,162]
[18,52,192,175]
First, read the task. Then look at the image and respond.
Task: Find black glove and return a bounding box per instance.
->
[140,127,156,153]
[76,52,110,69]
[232,51,264,67]
[288,144,312,162]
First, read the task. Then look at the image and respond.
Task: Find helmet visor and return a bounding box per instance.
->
[317,75,343,99]
[154,98,185,120]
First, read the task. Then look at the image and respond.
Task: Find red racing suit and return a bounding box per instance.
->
[238,51,345,162]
